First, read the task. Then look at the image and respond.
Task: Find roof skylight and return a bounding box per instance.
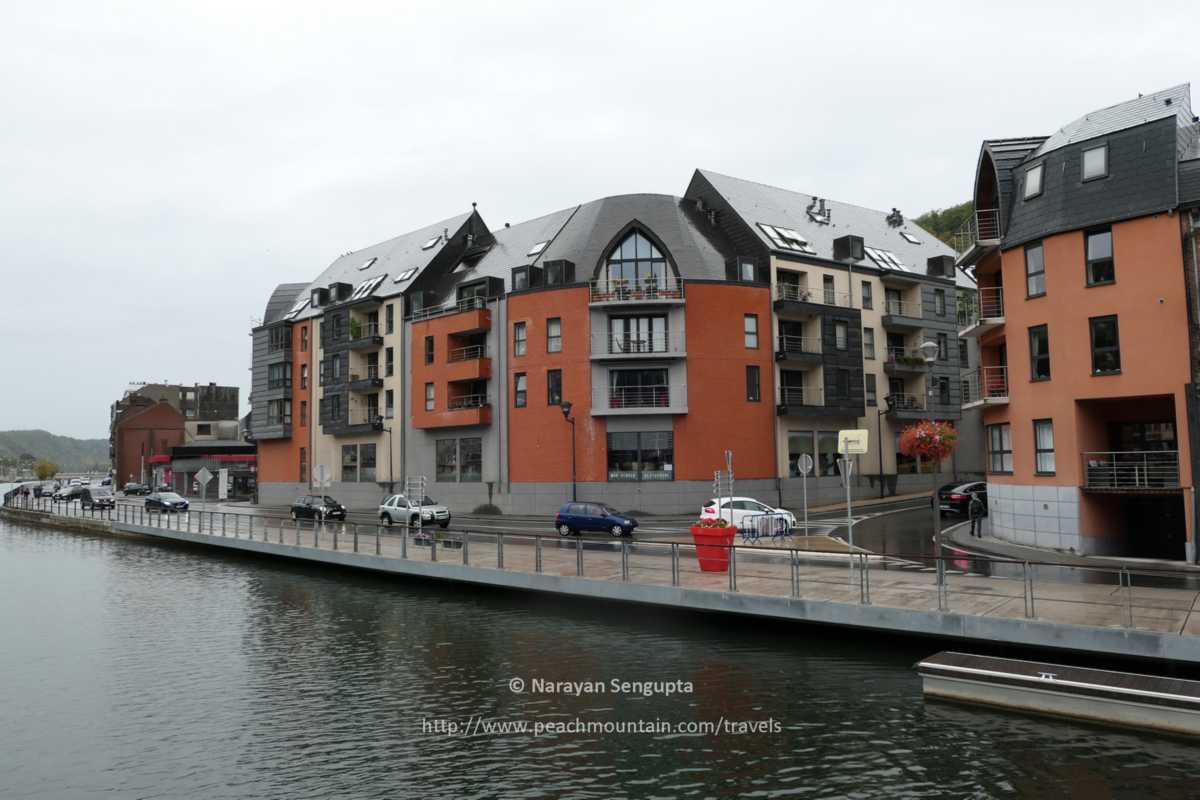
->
[757,223,817,255]
[358,257,378,271]
[282,297,311,321]
[349,275,386,301]
[899,232,921,245]
[393,268,418,283]
[421,234,442,250]
[865,247,909,271]
[527,240,549,257]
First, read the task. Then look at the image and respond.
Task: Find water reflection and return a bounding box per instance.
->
[1,519,1197,799]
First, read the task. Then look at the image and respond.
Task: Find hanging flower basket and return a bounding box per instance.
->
[689,518,736,572]
[898,420,959,462]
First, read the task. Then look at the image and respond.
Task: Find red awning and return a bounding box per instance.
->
[146,455,170,464]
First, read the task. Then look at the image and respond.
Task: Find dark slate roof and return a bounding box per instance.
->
[1029,84,1193,159]
[695,169,962,282]
[538,193,736,280]
[262,283,309,325]
[978,138,1047,228]
[1181,159,1200,208]
[291,210,476,321]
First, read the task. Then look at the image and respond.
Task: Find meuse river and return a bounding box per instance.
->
[1,517,1196,799]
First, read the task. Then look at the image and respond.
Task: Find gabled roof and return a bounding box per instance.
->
[438,205,579,296]
[262,282,309,325]
[694,169,959,280]
[291,210,477,320]
[1028,84,1193,160]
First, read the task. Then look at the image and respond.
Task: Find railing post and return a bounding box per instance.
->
[534,536,541,573]
[671,543,680,586]
[353,523,359,553]
[375,525,382,555]
[294,517,300,546]
[576,536,583,576]
[431,535,437,562]
[1123,568,1135,628]
[861,552,871,605]
[1022,561,1034,618]
[791,549,799,597]
[464,531,471,565]
[401,527,408,558]
[621,540,630,582]
[497,533,504,569]
[313,521,319,548]
[729,544,737,592]
[333,524,339,551]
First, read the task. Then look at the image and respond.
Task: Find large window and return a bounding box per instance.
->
[1024,163,1044,199]
[865,374,877,407]
[787,431,816,477]
[817,431,841,477]
[385,390,394,418]
[1025,242,1045,297]
[424,336,434,365]
[547,369,562,406]
[514,373,527,408]
[1089,315,1121,374]
[1082,144,1107,181]
[360,444,377,483]
[934,289,946,317]
[1085,227,1114,285]
[385,347,394,377]
[386,303,394,334]
[861,281,873,310]
[610,315,667,354]
[863,327,875,359]
[744,314,759,348]
[1034,420,1055,475]
[605,231,669,288]
[937,333,948,361]
[268,362,291,390]
[425,383,434,411]
[987,423,1013,473]
[436,439,457,482]
[1029,325,1050,380]
[341,444,359,482]
[459,438,482,482]
[746,365,760,402]
[607,431,673,481]
[610,368,668,408]
[267,398,291,425]
[547,318,562,353]
[513,321,527,356]
[834,320,847,350]
[823,275,836,305]
[958,338,969,367]
[299,447,307,484]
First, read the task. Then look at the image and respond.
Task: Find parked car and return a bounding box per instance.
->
[101,477,112,486]
[146,492,189,512]
[81,487,116,510]
[379,494,451,528]
[123,482,150,496]
[290,495,347,521]
[554,502,638,538]
[700,497,796,533]
[939,481,988,516]
[68,478,82,487]
[53,485,84,502]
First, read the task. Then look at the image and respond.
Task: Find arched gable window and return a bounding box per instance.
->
[605,230,670,286]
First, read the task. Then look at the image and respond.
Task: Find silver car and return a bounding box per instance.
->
[379,494,451,528]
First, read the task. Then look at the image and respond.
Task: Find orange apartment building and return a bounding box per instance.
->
[958,84,1200,561]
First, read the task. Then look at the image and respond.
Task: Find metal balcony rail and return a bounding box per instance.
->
[408,295,491,323]
[589,275,683,302]
[602,334,677,355]
[883,299,919,318]
[1082,451,1180,489]
[976,286,1004,320]
[265,413,292,426]
[888,393,925,411]
[607,385,674,408]
[448,344,487,362]
[952,207,1002,253]
[779,386,822,406]
[886,347,929,366]
[447,394,489,410]
[778,335,821,355]
[10,493,1200,636]
[267,376,292,390]
[348,409,383,426]
[267,339,290,353]
[977,366,1008,401]
[366,364,380,380]
[349,322,380,340]
[774,283,852,308]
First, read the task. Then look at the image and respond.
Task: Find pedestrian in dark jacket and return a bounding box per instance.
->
[968,492,985,537]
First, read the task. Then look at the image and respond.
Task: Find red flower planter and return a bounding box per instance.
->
[689,525,736,572]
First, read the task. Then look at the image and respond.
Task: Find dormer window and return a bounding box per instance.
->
[1082,144,1108,182]
[604,230,674,290]
[1024,163,1044,200]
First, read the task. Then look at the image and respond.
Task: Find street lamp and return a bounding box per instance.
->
[381,425,395,496]
[560,400,577,502]
[918,339,944,595]
[877,394,895,498]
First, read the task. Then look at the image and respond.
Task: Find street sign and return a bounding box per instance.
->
[797,453,814,476]
[837,457,855,478]
[838,429,869,455]
[312,464,331,488]
[195,467,213,488]
[218,468,229,500]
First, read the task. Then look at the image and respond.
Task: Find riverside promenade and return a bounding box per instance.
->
[4,497,1200,664]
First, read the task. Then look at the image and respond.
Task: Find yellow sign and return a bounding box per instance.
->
[837,429,869,455]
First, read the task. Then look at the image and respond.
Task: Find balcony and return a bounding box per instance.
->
[266,376,293,391]
[348,366,384,394]
[346,322,384,351]
[883,348,929,375]
[773,284,852,319]
[445,345,492,381]
[953,208,1003,267]
[592,384,687,416]
[591,333,686,360]
[1082,451,1181,493]
[962,366,1009,409]
[775,335,822,367]
[410,297,493,335]
[881,300,924,331]
[342,409,384,435]
[418,394,492,429]
[775,386,825,417]
[959,287,1005,338]
[589,276,684,306]
[885,393,928,420]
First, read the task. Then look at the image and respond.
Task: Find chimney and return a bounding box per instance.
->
[818,199,827,215]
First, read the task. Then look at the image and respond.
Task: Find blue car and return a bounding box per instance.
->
[555,502,638,538]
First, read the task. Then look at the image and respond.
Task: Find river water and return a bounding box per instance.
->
[1,518,1197,799]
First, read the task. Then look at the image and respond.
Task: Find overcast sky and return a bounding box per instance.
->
[1,0,1193,439]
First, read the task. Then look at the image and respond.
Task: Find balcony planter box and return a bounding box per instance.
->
[689,523,736,572]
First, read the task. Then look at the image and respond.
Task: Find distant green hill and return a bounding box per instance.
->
[0,430,108,473]
[915,201,973,251]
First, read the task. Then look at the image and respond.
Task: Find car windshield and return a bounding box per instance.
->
[93,489,113,497]
[160,493,184,501]
[420,496,437,506]
[322,496,339,505]
[597,505,618,516]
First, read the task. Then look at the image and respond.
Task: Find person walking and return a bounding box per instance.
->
[968,492,985,538]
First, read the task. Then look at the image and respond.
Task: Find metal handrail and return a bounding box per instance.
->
[366,365,380,380]
[1082,451,1180,489]
[601,334,677,355]
[883,299,919,318]
[888,393,925,411]
[348,409,383,426]
[778,335,821,355]
[607,386,674,408]
[779,386,822,406]
[589,275,683,302]
[885,347,928,366]
[448,394,489,410]
[448,345,487,362]
[409,295,491,322]
[774,283,852,308]
[952,207,1002,253]
[963,366,1008,403]
[977,286,1004,318]
[267,377,292,390]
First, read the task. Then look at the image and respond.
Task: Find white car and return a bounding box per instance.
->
[700,497,796,534]
[379,494,451,528]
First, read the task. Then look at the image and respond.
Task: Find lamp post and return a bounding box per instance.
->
[877,394,895,498]
[381,425,395,495]
[560,400,577,502]
[918,339,944,597]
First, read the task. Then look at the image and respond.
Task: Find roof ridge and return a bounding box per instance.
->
[698,168,923,222]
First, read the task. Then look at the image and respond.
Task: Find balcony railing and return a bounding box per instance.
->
[265,414,292,426]
[952,208,1002,253]
[962,366,1008,405]
[267,339,290,354]
[774,283,852,308]
[447,394,489,411]
[885,347,929,368]
[598,334,680,356]
[778,335,821,355]
[607,386,674,409]
[366,364,380,380]
[347,409,383,428]
[888,393,926,412]
[779,386,823,407]
[589,276,683,303]
[267,377,292,390]
[448,345,487,362]
[1082,451,1180,490]
[883,299,920,318]
[349,322,380,341]
[409,295,490,323]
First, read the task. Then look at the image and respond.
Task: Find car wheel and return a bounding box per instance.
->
[609,524,624,538]
[557,523,572,537]
[410,515,419,527]
[381,513,392,526]
[438,521,449,529]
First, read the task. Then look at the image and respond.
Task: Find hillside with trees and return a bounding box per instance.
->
[915,201,973,252]
[0,430,108,474]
